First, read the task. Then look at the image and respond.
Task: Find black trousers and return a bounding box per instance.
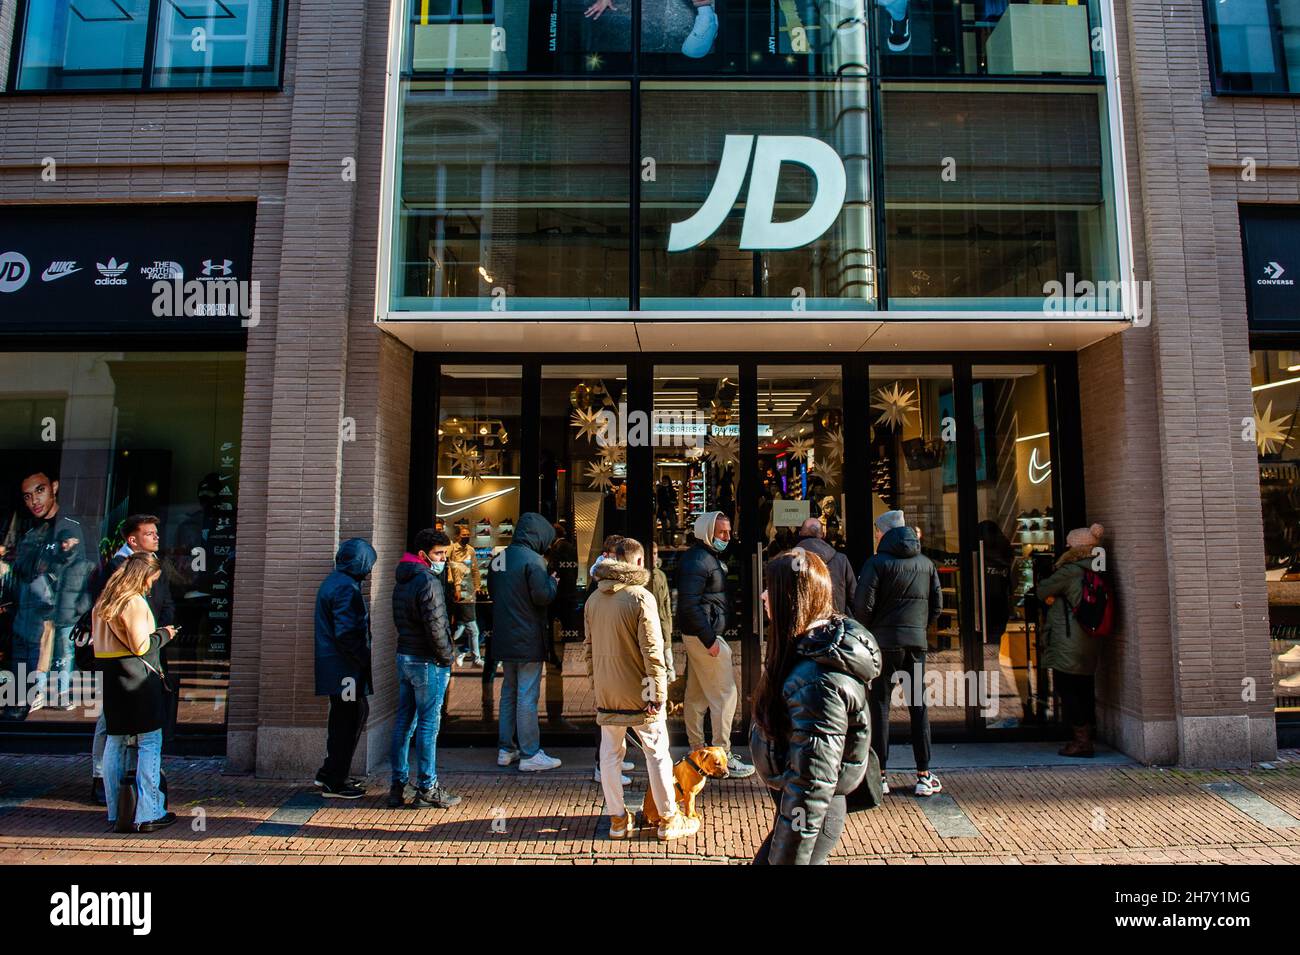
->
[752,789,847,865]
[319,694,369,787]
[868,647,931,774]
[1054,670,1096,727]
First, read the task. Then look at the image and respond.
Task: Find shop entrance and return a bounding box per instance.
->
[415,353,1084,745]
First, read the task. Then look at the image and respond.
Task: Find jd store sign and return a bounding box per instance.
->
[668,135,847,252]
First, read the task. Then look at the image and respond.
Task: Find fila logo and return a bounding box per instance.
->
[668,135,847,253]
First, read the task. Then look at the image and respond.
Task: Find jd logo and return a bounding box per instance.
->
[0,251,31,293]
[667,135,846,253]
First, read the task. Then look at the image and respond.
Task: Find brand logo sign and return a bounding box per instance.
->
[1260,260,1294,286]
[0,251,31,293]
[95,258,129,286]
[202,258,233,277]
[667,135,847,253]
[139,260,183,281]
[41,260,81,282]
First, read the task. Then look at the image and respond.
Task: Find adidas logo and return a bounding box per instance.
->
[94,258,129,286]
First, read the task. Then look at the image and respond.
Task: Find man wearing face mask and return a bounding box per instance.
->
[389,528,461,810]
[677,510,753,778]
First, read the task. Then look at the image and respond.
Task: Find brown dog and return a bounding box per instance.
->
[639,745,730,829]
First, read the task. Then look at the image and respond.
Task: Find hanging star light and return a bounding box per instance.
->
[705,434,739,468]
[788,437,814,462]
[1255,401,1295,455]
[599,442,627,466]
[585,460,615,492]
[571,406,608,443]
[448,438,479,474]
[820,427,845,470]
[460,455,490,486]
[872,383,919,429]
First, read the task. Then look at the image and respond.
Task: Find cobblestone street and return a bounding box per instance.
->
[4,749,1300,865]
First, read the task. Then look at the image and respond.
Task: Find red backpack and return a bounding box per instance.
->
[1069,568,1115,638]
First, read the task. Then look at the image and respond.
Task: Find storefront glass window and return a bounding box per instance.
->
[390,80,632,312]
[1206,0,1300,93]
[14,0,286,91]
[640,80,876,311]
[435,366,522,725]
[0,351,244,730]
[881,86,1120,309]
[1251,349,1300,714]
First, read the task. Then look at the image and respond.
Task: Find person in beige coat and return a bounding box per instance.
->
[584,537,698,842]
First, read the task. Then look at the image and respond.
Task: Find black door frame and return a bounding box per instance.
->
[416,349,1084,745]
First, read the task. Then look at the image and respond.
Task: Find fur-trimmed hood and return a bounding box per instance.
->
[1054,544,1095,570]
[592,558,650,590]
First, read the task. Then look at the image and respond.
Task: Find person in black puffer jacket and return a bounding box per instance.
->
[389,527,461,810]
[852,510,943,799]
[751,548,881,865]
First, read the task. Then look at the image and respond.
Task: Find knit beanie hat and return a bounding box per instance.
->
[875,509,905,533]
[1066,522,1104,550]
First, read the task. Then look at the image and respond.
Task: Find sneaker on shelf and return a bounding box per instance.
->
[519,750,563,773]
[1279,644,1300,665]
[657,812,701,841]
[593,767,631,786]
[915,772,943,797]
[880,774,890,796]
[497,748,521,766]
[724,753,756,779]
[320,782,366,800]
[681,3,719,58]
[387,782,409,808]
[886,15,911,53]
[414,785,462,809]
[1280,672,1300,691]
[608,811,633,840]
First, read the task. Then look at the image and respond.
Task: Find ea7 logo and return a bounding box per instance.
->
[667,135,846,253]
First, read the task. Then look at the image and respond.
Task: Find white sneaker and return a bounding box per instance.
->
[1280,672,1300,691]
[593,767,631,785]
[519,750,562,772]
[725,753,755,778]
[915,772,943,797]
[455,652,467,666]
[681,4,718,58]
[608,812,633,840]
[497,748,521,766]
[657,812,701,841]
[1279,645,1300,665]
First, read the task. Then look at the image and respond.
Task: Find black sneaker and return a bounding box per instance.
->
[315,773,365,789]
[887,15,911,53]
[91,777,107,807]
[320,783,365,800]
[387,782,409,808]
[135,812,178,833]
[414,785,462,809]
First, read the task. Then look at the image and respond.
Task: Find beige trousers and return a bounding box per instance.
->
[683,634,737,752]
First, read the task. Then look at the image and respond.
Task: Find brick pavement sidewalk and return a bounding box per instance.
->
[3,752,1300,864]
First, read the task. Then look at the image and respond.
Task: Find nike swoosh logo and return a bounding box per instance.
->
[1028,447,1052,485]
[436,486,516,518]
[41,266,81,281]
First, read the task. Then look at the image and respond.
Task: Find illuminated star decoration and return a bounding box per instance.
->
[585,460,615,492]
[820,427,845,476]
[872,383,919,429]
[705,435,739,468]
[448,438,479,474]
[571,406,608,443]
[460,455,490,486]
[1255,401,1294,455]
[788,437,814,462]
[599,443,627,466]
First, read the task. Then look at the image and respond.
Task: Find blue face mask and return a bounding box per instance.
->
[711,538,728,554]
[430,561,446,575]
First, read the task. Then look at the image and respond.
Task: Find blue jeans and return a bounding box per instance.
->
[103,729,165,826]
[498,661,543,758]
[454,617,481,658]
[390,654,451,791]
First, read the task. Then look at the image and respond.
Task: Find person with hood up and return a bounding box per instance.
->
[796,517,856,616]
[1035,522,1106,758]
[389,528,462,810]
[487,512,563,773]
[585,537,699,842]
[313,537,377,799]
[677,510,753,778]
[852,510,942,798]
[751,548,882,864]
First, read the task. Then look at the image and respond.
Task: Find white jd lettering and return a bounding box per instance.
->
[667,135,847,253]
